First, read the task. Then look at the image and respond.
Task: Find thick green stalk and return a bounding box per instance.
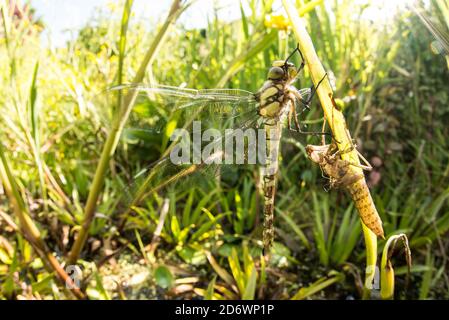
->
[68,0,189,265]
[362,223,378,299]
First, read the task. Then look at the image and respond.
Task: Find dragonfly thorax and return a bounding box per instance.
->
[256,80,287,119]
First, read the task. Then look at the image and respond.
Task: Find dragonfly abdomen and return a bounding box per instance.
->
[263,174,276,254]
[261,121,282,255]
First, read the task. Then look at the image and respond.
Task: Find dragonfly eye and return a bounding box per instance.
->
[268,66,285,80]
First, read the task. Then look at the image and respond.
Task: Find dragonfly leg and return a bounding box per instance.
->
[321,119,341,144]
[293,118,332,137]
[293,105,302,132]
[283,43,307,79]
[289,98,332,137]
[288,103,294,130]
[294,44,305,75]
[319,165,331,184]
[284,43,304,69]
[298,73,328,110]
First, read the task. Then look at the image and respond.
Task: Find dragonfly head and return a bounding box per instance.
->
[269,60,298,81]
[267,65,285,81]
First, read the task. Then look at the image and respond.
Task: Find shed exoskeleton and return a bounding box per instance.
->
[305,141,372,190]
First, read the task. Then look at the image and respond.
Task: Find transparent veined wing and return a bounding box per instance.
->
[111,83,263,159]
[109,84,266,213]
[117,148,260,255]
[117,143,262,237]
[122,150,229,210]
[110,83,257,113]
[290,87,312,114]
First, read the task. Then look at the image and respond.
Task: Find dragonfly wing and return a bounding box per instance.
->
[112,83,259,136]
[292,87,312,111]
[122,148,252,214]
[111,83,200,99]
[110,83,257,110]
[114,82,264,204]
[115,83,260,145]
[120,153,236,232]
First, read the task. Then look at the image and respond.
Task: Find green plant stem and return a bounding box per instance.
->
[116,0,134,113]
[362,223,378,299]
[67,0,189,265]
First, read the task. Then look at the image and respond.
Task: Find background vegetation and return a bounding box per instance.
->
[0,0,448,299]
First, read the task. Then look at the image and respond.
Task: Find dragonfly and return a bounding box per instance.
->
[112,45,328,256]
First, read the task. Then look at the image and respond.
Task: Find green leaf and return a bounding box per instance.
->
[241,267,257,300]
[291,273,343,300]
[171,215,181,240]
[0,248,12,264]
[206,251,234,287]
[240,1,249,39]
[178,225,193,243]
[29,61,39,140]
[277,208,310,249]
[2,248,17,297]
[117,0,133,86]
[228,248,245,295]
[177,246,207,265]
[204,275,217,300]
[95,272,111,300]
[154,265,174,289]
[419,248,434,300]
[190,190,218,224]
[31,274,54,293]
[190,210,229,242]
[182,189,195,226]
